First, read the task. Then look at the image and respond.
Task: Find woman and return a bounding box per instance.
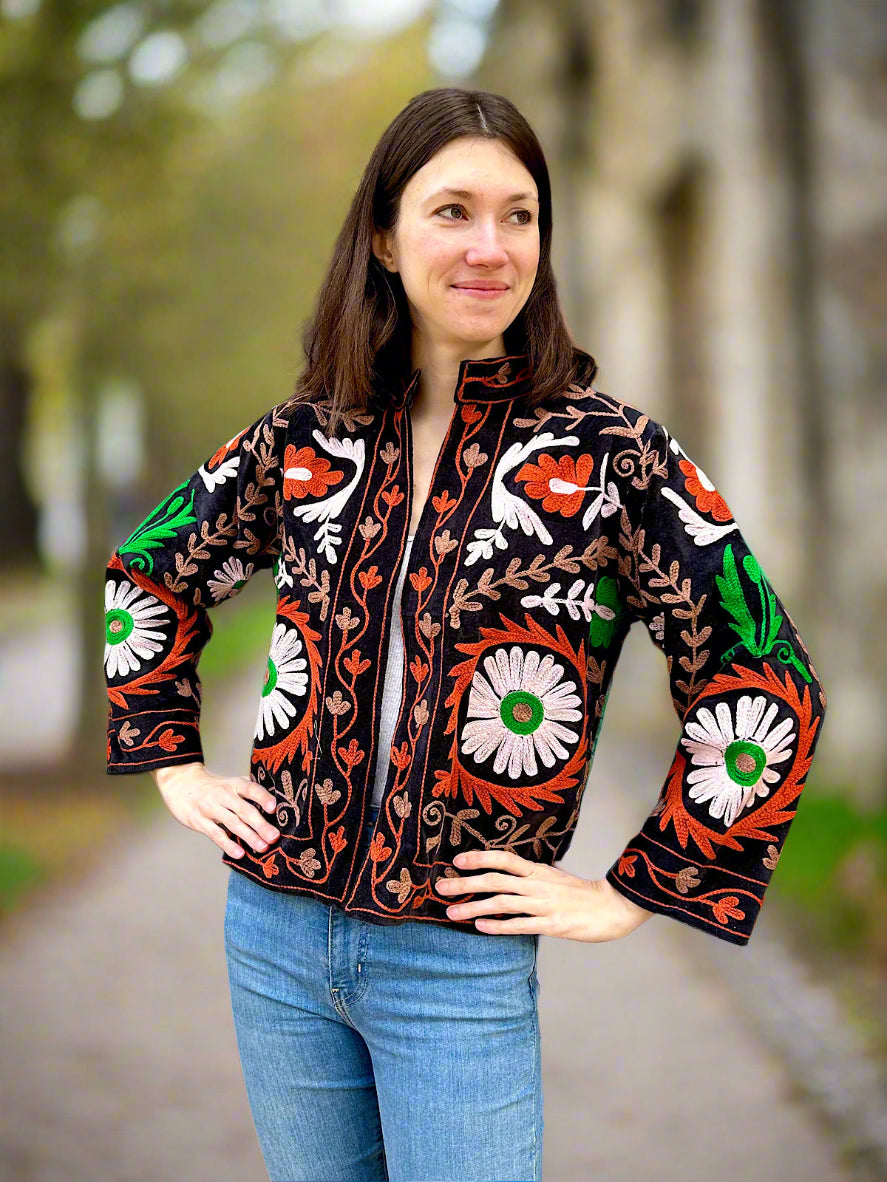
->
[104,88,827,1181]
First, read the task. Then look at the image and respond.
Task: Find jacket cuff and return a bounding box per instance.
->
[604,830,765,946]
[106,706,205,774]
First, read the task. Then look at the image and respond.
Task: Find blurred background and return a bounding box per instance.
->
[1,1,886,1180]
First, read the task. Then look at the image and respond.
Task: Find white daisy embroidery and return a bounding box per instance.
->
[460,645,582,777]
[681,694,796,827]
[104,579,170,679]
[207,558,255,602]
[254,622,309,741]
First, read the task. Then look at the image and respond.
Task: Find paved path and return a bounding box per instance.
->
[0,666,858,1182]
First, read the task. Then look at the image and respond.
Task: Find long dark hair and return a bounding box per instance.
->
[287,86,596,435]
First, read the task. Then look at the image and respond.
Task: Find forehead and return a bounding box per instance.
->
[403,138,539,204]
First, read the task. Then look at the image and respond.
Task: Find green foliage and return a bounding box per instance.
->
[769,786,887,955]
[0,842,46,914]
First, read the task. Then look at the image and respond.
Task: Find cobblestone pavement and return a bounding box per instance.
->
[0,667,860,1182]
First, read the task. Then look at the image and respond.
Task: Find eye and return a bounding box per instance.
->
[437,203,467,220]
[434,204,535,225]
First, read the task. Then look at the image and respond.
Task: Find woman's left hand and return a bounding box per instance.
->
[436,848,654,942]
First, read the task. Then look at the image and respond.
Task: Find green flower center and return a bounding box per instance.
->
[106,608,133,647]
[263,657,278,697]
[500,690,544,735]
[724,739,767,786]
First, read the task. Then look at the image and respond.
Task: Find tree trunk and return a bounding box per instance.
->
[0,342,40,568]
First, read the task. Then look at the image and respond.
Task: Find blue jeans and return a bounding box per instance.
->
[223,802,543,1182]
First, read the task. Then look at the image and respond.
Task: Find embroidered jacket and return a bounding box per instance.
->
[104,347,827,945]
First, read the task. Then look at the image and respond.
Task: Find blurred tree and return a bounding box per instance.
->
[0,0,213,779]
[0,0,434,778]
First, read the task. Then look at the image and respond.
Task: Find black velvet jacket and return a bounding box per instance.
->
[104,347,827,945]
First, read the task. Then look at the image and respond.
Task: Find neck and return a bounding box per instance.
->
[410,334,507,416]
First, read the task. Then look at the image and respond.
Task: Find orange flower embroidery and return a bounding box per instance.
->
[206,427,248,470]
[679,459,733,522]
[283,445,344,500]
[515,453,595,517]
[617,853,637,878]
[370,832,392,863]
[157,727,184,752]
[329,827,348,855]
[711,895,745,925]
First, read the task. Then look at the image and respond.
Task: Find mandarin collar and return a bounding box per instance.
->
[378,353,533,411]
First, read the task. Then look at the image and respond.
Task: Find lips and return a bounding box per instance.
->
[452,283,509,291]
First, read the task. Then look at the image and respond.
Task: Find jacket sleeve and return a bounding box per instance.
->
[604,415,827,945]
[104,401,291,774]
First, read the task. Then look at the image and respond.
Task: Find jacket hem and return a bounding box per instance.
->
[223,855,509,935]
[604,866,753,946]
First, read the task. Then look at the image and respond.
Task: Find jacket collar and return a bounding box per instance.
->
[373,346,597,411]
[380,352,534,411]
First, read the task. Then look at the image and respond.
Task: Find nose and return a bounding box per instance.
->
[463,219,510,264]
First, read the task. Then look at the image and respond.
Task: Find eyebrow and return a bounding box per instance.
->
[425,187,539,204]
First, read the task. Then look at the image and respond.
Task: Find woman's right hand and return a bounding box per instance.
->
[151,761,281,859]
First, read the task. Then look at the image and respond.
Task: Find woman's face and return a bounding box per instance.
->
[373,136,541,355]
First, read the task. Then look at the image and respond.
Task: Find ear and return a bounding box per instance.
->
[372,228,397,272]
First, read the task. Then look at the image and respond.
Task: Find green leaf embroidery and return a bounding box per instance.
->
[588,575,621,649]
[119,480,198,576]
[715,544,758,649]
[717,544,811,682]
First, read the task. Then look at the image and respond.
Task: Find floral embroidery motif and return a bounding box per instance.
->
[103,351,827,947]
[460,645,582,777]
[660,483,739,548]
[254,622,309,741]
[202,427,248,484]
[207,557,255,602]
[516,452,595,516]
[282,444,344,500]
[464,432,578,564]
[681,693,796,827]
[284,431,365,565]
[679,458,733,522]
[104,580,169,678]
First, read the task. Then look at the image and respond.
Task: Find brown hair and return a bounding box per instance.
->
[286,86,596,435]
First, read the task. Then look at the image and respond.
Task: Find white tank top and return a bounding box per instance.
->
[371,535,415,808]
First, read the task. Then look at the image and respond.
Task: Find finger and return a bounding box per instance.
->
[446,893,536,921]
[203,819,246,859]
[233,778,279,815]
[437,872,520,896]
[454,850,536,876]
[217,808,275,854]
[472,915,541,934]
[228,797,281,845]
